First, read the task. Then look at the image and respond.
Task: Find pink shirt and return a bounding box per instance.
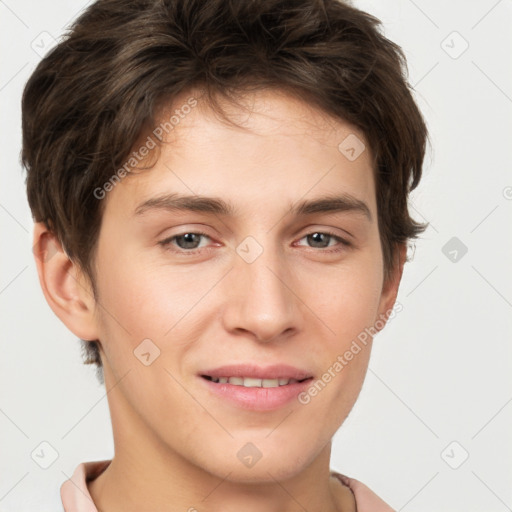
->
[61,460,395,511]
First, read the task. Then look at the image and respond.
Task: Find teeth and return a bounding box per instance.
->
[208,376,300,387]
[243,377,262,387]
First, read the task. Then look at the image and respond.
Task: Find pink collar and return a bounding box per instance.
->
[61,460,395,512]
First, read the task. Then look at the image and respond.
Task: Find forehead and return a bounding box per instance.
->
[105,88,376,221]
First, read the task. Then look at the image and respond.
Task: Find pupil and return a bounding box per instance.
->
[180,233,200,249]
[309,233,328,248]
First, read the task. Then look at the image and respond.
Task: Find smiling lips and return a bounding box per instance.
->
[202,375,307,388]
[199,363,314,409]
[199,363,313,382]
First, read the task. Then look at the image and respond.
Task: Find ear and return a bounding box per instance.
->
[375,243,407,332]
[32,222,99,341]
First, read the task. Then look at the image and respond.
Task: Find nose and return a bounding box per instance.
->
[221,239,303,343]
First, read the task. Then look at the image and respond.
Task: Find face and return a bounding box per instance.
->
[86,88,400,482]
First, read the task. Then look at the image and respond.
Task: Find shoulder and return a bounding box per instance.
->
[330,471,396,512]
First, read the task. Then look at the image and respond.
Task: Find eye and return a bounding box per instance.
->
[295,231,351,252]
[158,231,212,253]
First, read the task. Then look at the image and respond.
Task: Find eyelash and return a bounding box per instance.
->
[158,230,351,255]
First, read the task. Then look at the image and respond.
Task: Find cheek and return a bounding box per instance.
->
[92,253,173,362]
[301,258,382,409]
[93,252,193,386]
[94,251,219,369]
[307,260,383,346]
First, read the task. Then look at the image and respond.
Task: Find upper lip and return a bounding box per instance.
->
[199,364,313,381]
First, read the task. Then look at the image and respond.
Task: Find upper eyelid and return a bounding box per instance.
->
[160,222,353,239]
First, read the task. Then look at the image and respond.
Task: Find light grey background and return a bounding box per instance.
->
[1,1,511,510]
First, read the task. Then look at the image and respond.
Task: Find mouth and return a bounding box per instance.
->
[201,375,313,388]
[197,364,315,411]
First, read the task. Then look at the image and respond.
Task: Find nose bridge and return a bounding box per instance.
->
[225,233,300,342]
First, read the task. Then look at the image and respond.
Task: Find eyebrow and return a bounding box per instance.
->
[134,192,372,221]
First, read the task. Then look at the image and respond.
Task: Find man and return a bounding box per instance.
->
[22,0,428,510]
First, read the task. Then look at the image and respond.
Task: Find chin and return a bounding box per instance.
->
[198,444,317,484]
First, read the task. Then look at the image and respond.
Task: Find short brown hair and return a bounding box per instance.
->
[22,0,429,382]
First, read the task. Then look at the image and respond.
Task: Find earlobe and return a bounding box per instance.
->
[32,222,99,341]
[375,243,407,330]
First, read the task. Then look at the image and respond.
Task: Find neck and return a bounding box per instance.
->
[88,442,350,512]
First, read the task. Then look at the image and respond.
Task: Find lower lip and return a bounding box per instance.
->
[199,376,313,411]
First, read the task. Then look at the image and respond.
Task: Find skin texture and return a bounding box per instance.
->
[33,88,406,512]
